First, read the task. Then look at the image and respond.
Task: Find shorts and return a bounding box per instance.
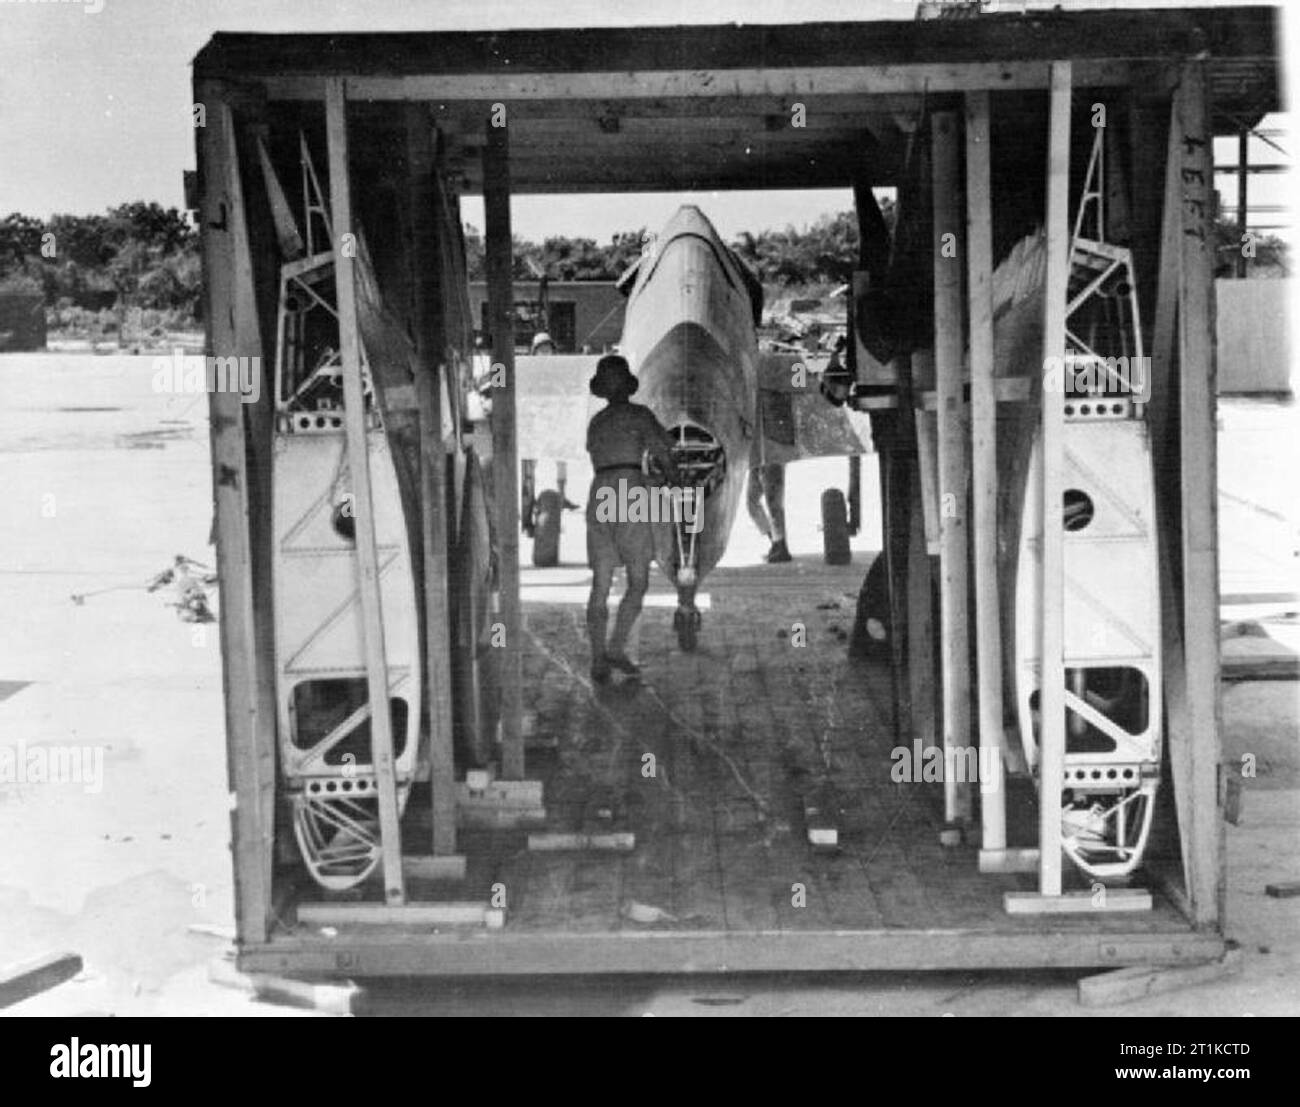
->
[585,472,669,571]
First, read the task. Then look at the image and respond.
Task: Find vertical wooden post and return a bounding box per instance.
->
[1127,83,1171,358]
[1037,61,1073,898]
[418,375,458,854]
[1235,128,1249,279]
[849,454,862,536]
[1174,61,1225,928]
[484,114,525,780]
[325,78,405,904]
[1132,78,1225,921]
[912,351,941,554]
[965,89,1006,856]
[881,439,911,742]
[1152,95,1182,421]
[406,106,458,857]
[198,87,276,944]
[1148,83,1194,908]
[931,110,972,831]
[905,439,937,761]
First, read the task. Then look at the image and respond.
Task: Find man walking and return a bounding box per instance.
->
[585,354,677,683]
[746,462,791,563]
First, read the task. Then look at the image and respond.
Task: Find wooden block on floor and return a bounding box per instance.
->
[1223,773,1243,826]
[0,951,83,1009]
[457,777,546,828]
[401,854,467,882]
[807,826,838,849]
[1004,888,1153,915]
[803,786,839,850]
[528,832,635,852]
[457,806,548,830]
[464,768,494,791]
[1078,947,1242,1007]
[458,778,543,805]
[978,848,1040,874]
[297,902,506,929]
[1265,881,1300,898]
[208,955,361,1014]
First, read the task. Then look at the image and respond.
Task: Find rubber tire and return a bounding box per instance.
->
[531,490,562,567]
[821,488,852,565]
[674,608,701,652]
[849,553,891,659]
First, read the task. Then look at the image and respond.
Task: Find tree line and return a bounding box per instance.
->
[463,208,876,286]
[0,204,871,327]
[2,196,1283,330]
[0,203,201,318]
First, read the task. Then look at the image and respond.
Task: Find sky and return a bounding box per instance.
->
[0,0,1291,243]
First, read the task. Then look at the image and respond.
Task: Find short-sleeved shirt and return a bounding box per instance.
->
[585,401,674,474]
[585,401,676,571]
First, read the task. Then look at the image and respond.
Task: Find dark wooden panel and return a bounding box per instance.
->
[196,9,1277,86]
[240,925,1222,976]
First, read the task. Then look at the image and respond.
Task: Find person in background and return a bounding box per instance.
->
[746,462,790,563]
[520,331,571,527]
[585,354,678,683]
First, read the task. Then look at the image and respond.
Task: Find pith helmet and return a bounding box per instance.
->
[589,354,639,400]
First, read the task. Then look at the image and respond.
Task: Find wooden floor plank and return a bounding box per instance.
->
[709,651,781,933]
[499,561,1185,946]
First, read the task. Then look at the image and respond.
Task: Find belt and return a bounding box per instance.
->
[595,463,643,474]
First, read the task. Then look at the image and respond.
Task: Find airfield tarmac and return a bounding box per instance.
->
[0,352,1296,1016]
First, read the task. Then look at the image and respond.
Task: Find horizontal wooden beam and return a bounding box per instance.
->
[1004,889,1154,915]
[0,951,82,1009]
[527,832,636,852]
[494,133,880,157]
[357,94,932,130]
[482,116,895,138]
[401,855,468,882]
[239,928,1225,977]
[208,958,362,1014]
[260,60,1137,103]
[298,902,506,929]
[455,159,868,193]
[198,9,1276,89]
[1078,947,1242,1007]
[453,178,869,196]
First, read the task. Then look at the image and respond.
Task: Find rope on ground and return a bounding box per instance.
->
[809,648,920,867]
[636,681,770,819]
[522,621,687,803]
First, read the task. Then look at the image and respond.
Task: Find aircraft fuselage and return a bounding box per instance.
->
[618,206,761,588]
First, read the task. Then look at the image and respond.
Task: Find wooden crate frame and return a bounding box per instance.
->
[193,9,1276,975]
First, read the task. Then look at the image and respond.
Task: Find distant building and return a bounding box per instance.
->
[468,280,625,353]
[0,292,47,351]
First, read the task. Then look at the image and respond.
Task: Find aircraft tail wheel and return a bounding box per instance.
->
[531,490,563,567]
[821,489,851,565]
[674,607,701,652]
